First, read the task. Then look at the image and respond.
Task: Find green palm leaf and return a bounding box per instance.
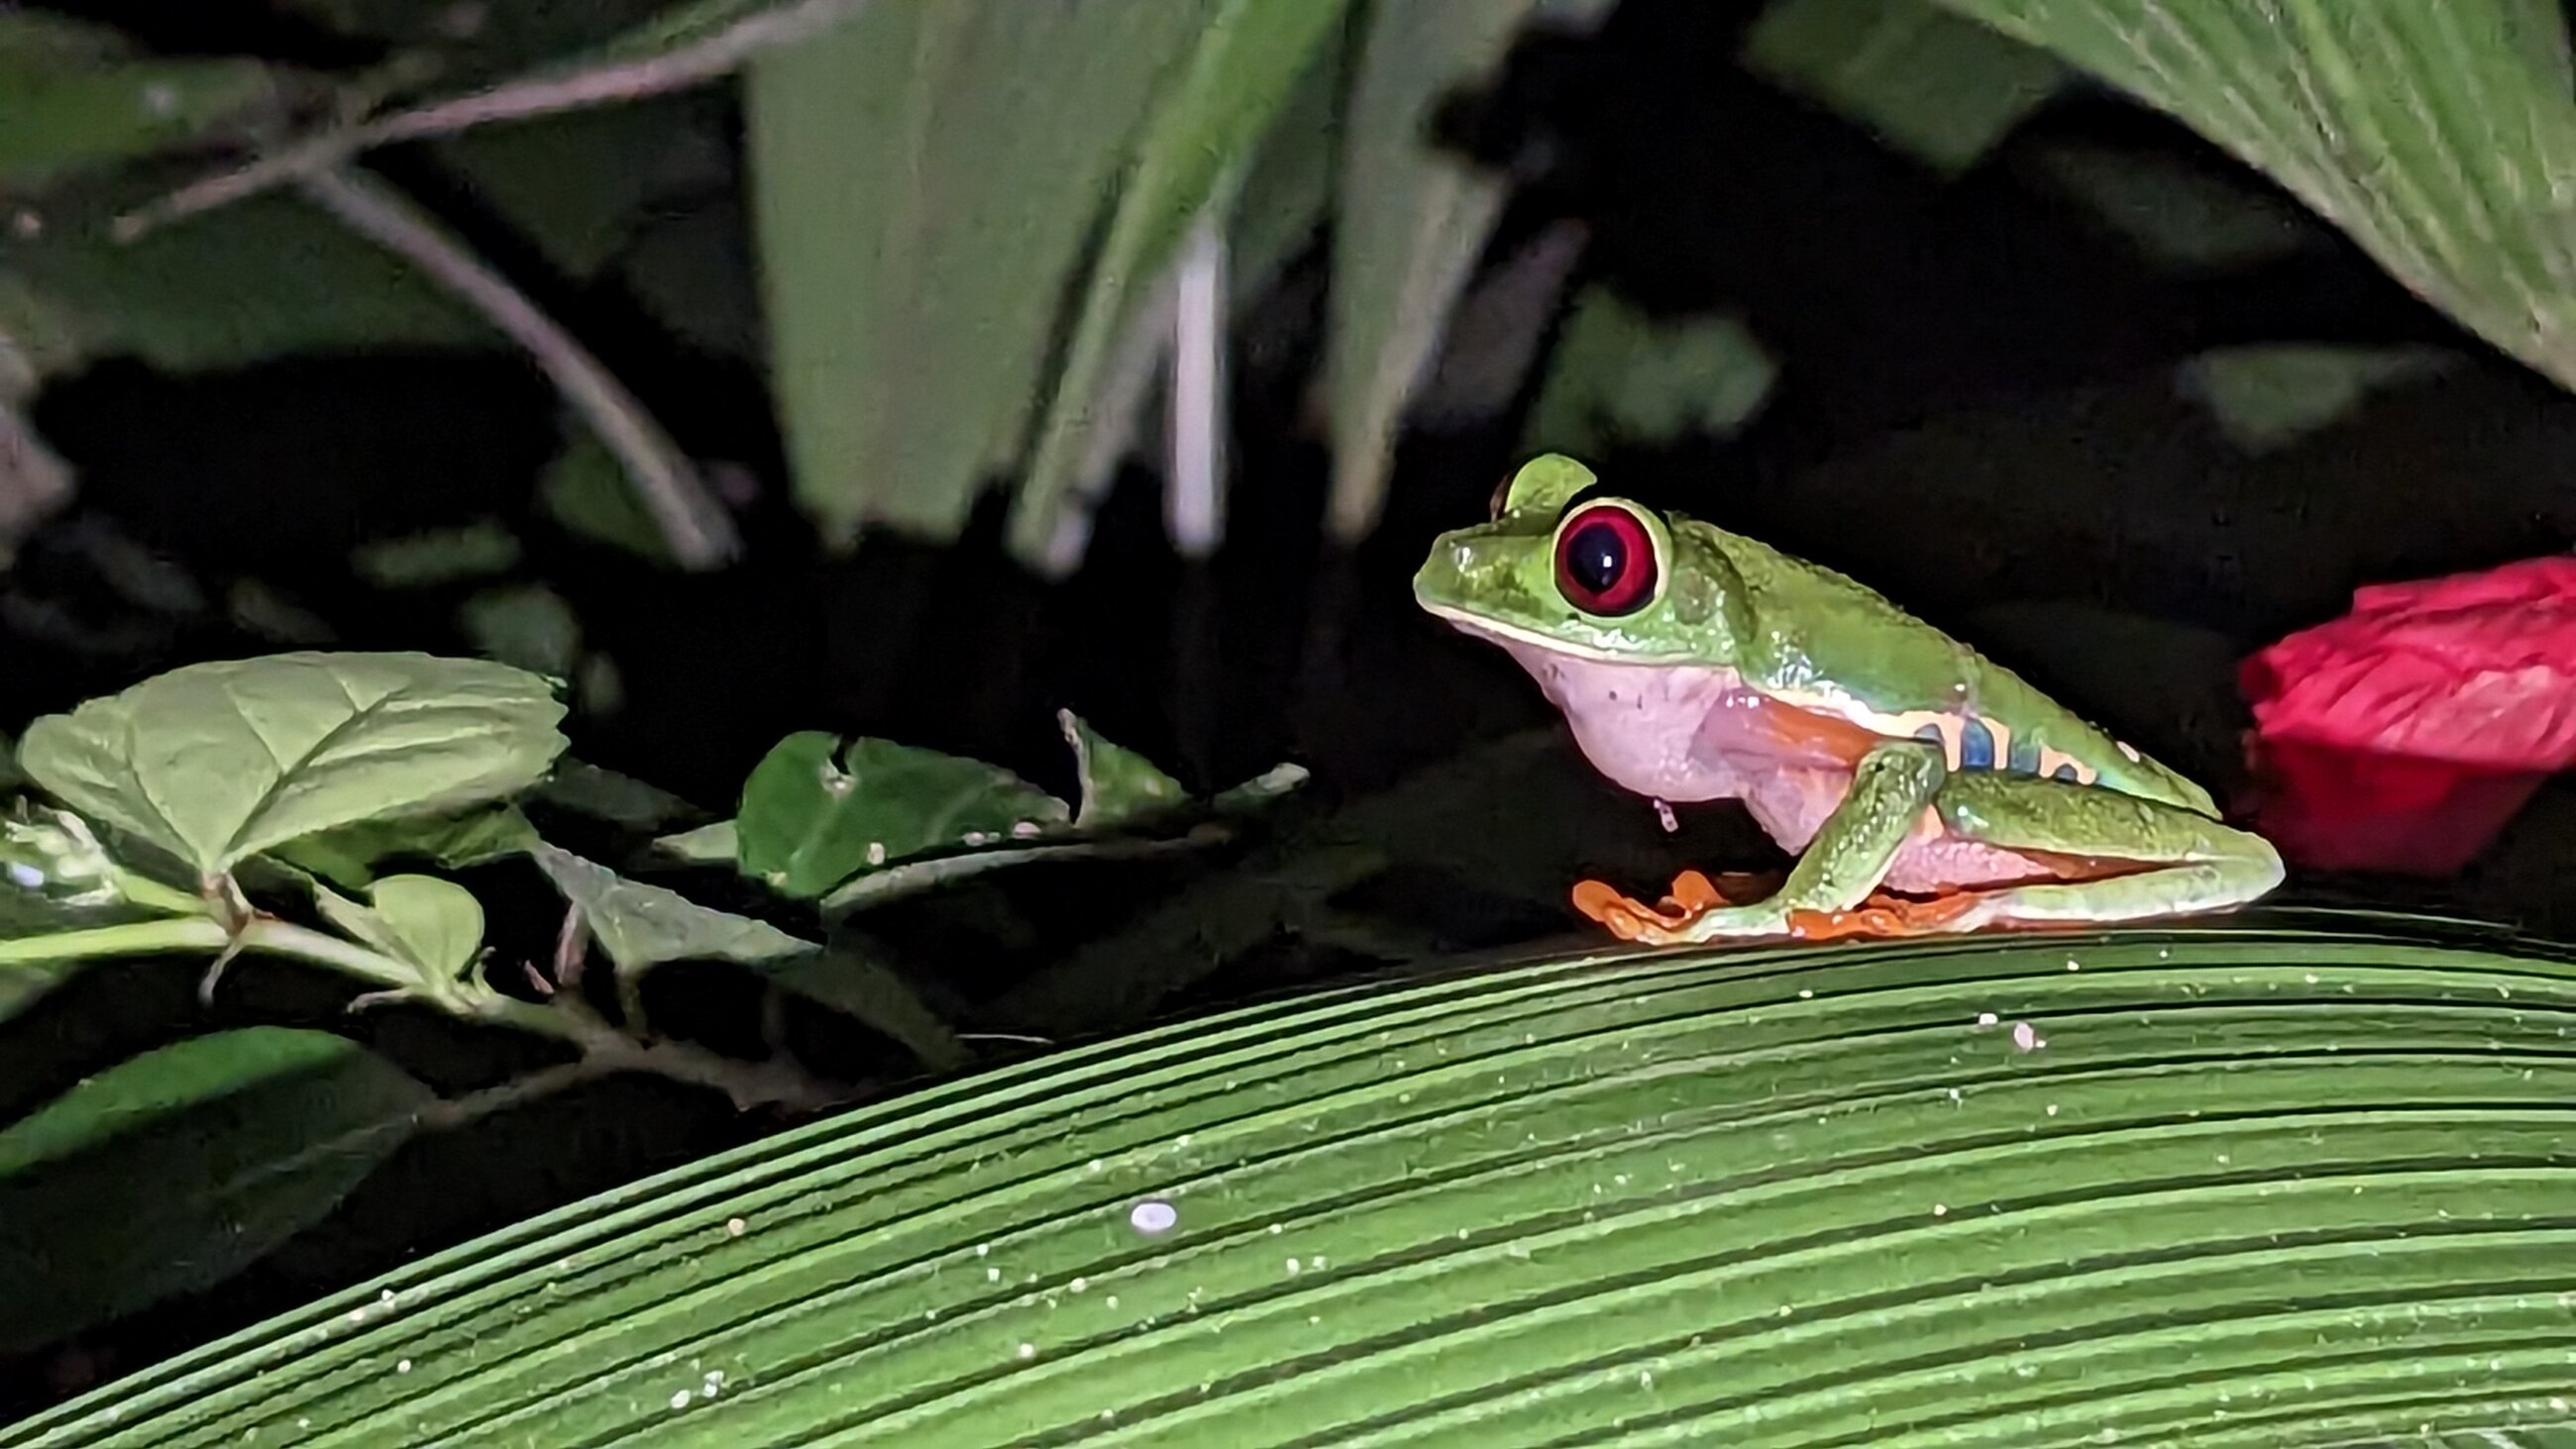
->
[11,915,2576,1445]
[1927,0,2576,394]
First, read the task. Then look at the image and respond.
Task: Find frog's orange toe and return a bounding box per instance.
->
[1783,891,1985,942]
[1572,879,1685,939]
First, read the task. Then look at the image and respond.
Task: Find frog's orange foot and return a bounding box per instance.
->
[1570,869,1781,942]
[1783,891,1986,942]
[1571,878,1689,941]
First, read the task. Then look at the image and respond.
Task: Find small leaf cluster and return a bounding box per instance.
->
[0,650,1300,1356]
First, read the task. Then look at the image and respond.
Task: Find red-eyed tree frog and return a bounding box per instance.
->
[1413,455,2285,946]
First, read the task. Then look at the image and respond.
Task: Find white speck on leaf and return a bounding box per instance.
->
[1130,1199,1178,1234]
[670,1391,692,1411]
[2012,1020,2046,1052]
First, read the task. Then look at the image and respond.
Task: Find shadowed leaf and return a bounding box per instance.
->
[530,841,812,974]
[0,1027,429,1354]
[0,16,283,190]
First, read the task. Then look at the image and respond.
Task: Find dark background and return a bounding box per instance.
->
[7,0,2575,1413]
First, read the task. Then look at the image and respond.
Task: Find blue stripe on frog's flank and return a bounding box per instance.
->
[1958,716,1997,771]
[1880,707,2098,784]
[2007,731,2043,775]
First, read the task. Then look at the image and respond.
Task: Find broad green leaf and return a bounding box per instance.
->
[0,189,487,384]
[1741,0,2068,173]
[267,803,538,891]
[1228,34,1346,309]
[2031,139,2324,269]
[18,920,2576,1443]
[0,1026,428,1355]
[1324,0,1617,540]
[745,0,1220,541]
[349,521,523,588]
[312,875,484,985]
[1523,288,1777,456]
[529,841,812,973]
[1060,711,1186,830]
[2179,344,2462,453]
[17,653,569,877]
[1011,0,1354,560]
[458,583,584,680]
[733,732,1070,900]
[0,18,283,190]
[1926,0,2576,399]
[763,948,968,1072]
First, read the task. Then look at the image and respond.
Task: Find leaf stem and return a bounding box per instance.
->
[0,914,859,1112]
[293,166,738,571]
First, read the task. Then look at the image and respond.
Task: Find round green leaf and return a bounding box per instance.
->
[313,874,484,982]
[734,731,1071,899]
[0,1027,430,1355]
[14,920,2576,1444]
[17,652,569,877]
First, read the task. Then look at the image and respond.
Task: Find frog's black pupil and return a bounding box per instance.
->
[1564,522,1626,596]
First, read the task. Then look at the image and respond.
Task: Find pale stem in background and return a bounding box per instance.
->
[1167,208,1230,560]
[296,166,740,570]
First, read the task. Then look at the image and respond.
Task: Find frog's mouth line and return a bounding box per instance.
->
[1418,603,1639,665]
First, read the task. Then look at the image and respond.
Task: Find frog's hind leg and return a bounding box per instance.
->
[1781,770,2285,943]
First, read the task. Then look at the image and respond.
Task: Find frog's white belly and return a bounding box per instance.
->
[1492,640,2083,894]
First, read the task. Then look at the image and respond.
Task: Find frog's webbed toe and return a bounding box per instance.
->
[1780,891,1989,941]
[1570,869,1803,944]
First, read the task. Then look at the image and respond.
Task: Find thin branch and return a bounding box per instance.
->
[117,0,875,239]
[295,165,739,571]
[515,991,861,1114]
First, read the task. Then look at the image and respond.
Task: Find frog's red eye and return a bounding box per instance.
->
[1554,502,1658,616]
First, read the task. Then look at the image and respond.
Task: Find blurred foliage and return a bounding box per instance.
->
[1524,286,1776,457]
[1740,0,2067,173]
[2178,344,2463,454]
[5,0,2562,570]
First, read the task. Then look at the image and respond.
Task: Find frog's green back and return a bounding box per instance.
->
[1693,518,2219,816]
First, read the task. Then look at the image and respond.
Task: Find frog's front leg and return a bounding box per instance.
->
[1574,740,1948,946]
[1572,743,2287,947]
